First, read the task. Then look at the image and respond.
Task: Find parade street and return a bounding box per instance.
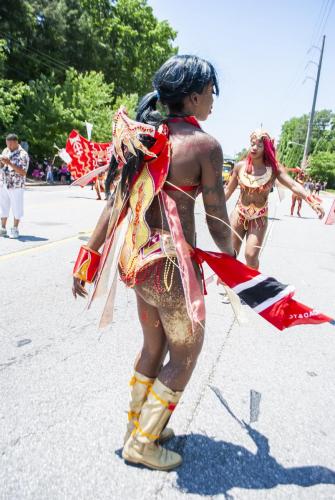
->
[1,185,335,500]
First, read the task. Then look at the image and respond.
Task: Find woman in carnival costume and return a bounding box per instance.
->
[290,169,305,217]
[224,131,325,269]
[72,55,234,470]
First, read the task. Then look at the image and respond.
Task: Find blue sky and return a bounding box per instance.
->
[148,0,335,156]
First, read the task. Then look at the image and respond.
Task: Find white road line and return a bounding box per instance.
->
[0,231,92,261]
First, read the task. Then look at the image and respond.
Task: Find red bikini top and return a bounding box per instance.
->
[163,116,201,193]
[163,183,200,192]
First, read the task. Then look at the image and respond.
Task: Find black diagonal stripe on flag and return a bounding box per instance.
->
[193,248,334,330]
[235,277,288,309]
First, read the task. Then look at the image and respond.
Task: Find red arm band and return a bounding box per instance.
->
[73,246,101,283]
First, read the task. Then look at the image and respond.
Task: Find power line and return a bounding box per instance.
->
[0,32,71,73]
[276,2,333,140]
[309,0,329,46]
[310,0,330,46]
[276,2,326,118]
[315,0,334,43]
[12,47,65,75]
[1,31,70,70]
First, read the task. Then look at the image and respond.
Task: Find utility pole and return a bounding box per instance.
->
[302,35,326,169]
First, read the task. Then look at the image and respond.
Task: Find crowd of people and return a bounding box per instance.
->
[29,159,71,184]
[303,177,327,195]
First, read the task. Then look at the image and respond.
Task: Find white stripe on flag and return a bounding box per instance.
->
[254,285,295,313]
[233,274,268,294]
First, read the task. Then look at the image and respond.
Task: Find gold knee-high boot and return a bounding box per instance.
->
[122,378,182,471]
[124,372,174,445]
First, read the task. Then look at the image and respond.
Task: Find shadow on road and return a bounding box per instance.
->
[17,235,49,242]
[285,215,316,220]
[170,428,335,497]
[68,195,104,201]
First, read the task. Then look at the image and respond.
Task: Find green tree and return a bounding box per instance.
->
[277,115,308,168]
[0,80,28,133]
[104,0,177,96]
[14,69,138,158]
[308,152,335,188]
[0,0,177,96]
[0,40,29,135]
[277,110,335,168]
[235,148,248,161]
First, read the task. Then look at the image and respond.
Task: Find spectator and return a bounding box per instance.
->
[315,180,321,195]
[32,165,44,180]
[309,179,315,194]
[46,163,54,184]
[0,133,29,239]
[59,163,68,184]
[52,165,59,182]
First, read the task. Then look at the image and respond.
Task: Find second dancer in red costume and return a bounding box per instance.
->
[225,131,325,269]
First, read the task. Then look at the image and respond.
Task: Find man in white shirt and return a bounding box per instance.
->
[0,133,29,239]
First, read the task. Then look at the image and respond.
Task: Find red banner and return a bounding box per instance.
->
[65,130,113,180]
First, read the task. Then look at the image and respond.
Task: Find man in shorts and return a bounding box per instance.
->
[0,133,29,239]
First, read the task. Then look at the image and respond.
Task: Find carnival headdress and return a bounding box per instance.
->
[247,128,277,173]
[112,106,158,164]
[250,128,273,143]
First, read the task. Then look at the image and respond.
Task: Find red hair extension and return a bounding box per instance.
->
[246,136,278,174]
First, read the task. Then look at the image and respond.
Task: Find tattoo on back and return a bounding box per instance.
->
[209,145,223,168]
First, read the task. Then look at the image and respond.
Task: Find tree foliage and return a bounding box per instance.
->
[235,148,248,161]
[14,69,138,159]
[277,109,335,187]
[308,152,335,187]
[0,0,177,96]
[0,0,177,159]
[277,110,335,168]
[0,41,29,134]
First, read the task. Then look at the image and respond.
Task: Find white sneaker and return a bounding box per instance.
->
[9,227,19,239]
[0,227,7,237]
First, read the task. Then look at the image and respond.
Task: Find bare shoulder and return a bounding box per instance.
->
[277,163,286,174]
[195,132,223,166]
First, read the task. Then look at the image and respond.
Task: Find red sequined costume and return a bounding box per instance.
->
[236,162,274,230]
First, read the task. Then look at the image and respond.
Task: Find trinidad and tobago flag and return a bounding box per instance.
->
[194,249,334,331]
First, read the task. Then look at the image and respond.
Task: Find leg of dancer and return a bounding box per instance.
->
[291,194,297,215]
[244,219,268,270]
[230,206,247,256]
[123,262,204,470]
[297,197,302,217]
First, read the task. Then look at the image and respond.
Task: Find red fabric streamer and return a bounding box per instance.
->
[194,248,333,331]
[325,199,335,225]
[65,130,113,180]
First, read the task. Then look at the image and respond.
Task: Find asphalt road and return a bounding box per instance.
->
[1,185,335,500]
